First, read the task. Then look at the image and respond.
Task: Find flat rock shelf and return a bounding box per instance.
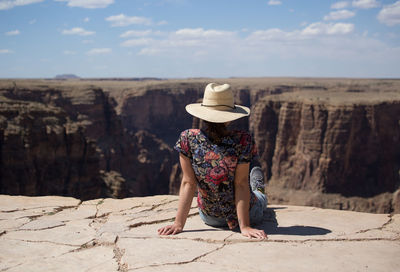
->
[0,195,399,271]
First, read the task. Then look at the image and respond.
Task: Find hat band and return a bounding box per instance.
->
[201,103,236,110]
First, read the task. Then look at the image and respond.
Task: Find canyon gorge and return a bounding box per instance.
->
[0,78,399,213]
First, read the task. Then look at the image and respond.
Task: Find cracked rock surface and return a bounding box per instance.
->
[0,195,399,271]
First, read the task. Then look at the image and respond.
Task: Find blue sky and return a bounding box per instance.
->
[1,0,399,78]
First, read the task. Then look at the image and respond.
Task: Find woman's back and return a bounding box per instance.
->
[175,128,257,229]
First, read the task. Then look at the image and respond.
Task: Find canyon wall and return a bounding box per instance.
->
[0,81,173,199]
[0,98,104,198]
[250,91,400,213]
[0,78,399,213]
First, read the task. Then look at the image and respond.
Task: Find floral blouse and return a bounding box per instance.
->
[174,129,257,229]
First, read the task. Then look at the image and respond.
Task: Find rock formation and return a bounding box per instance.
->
[251,91,400,213]
[0,78,399,213]
[0,195,399,271]
[117,82,204,145]
[54,74,80,80]
[0,80,172,199]
[0,88,105,199]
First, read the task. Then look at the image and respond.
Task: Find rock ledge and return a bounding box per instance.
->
[0,195,399,271]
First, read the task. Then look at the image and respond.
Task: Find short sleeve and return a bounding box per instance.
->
[237,132,257,164]
[174,130,192,159]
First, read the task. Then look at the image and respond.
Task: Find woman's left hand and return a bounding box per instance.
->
[240,226,268,239]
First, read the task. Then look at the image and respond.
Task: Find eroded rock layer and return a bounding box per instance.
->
[0,88,105,199]
[0,81,173,199]
[251,91,400,213]
[0,78,399,213]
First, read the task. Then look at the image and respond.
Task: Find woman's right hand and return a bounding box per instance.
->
[157,223,183,236]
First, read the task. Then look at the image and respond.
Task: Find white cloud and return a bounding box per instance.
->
[324,9,355,20]
[121,38,153,47]
[0,49,13,54]
[120,30,153,38]
[302,22,354,35]
[5,30,20,36]
[105,14,152,27]
[331,1,349,9]
[247,27,399,77]
[62,27,95,36]
[86,48,112,55]
[268,0,282,6]
[29,19,37,24]
[174,28,235,38]
[124,28,237,57]
[158,28,237,48]
[246,22,354,44]
[248,28,298,41]
[55,0,114,9]
[84,17,90,22]
[0,0,43,10]
[118,25,399,78]
[377,1,400,26]
[352,0,380,9]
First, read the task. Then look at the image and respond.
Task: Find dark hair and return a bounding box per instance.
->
[192,116,231,144]
[204,121,230,144]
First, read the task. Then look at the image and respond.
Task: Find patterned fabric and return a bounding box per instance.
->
[174,129,258,229]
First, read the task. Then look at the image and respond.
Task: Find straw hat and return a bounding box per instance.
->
[185,83,250,123]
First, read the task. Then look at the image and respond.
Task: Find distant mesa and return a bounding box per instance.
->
[53,74,163,81]
[54,74,80,79]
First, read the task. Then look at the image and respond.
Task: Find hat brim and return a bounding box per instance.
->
[185,103,250,123]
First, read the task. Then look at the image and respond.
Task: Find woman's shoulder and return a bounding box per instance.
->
[180,128,202,136]
[178,129,204,141]
[230,130,253,146]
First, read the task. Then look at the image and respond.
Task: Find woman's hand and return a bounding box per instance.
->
[157,223,183,236]
[240,226,268,239]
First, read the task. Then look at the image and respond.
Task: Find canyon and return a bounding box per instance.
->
[0,78,399,213]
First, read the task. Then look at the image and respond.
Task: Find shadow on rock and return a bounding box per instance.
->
[257,208,332,236]
[182,228,228,233]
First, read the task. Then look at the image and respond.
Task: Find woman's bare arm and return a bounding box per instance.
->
[234,163,267,239]
[158,154,197,235]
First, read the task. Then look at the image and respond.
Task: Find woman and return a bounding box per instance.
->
[158,83,267,239]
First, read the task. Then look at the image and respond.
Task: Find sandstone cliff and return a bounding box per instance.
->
[0,89,105,199]
[0,81,171,199]
[0,78,399,214]
[118,82,204,146]
[250,91,400,213]
[0,195,399,271]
